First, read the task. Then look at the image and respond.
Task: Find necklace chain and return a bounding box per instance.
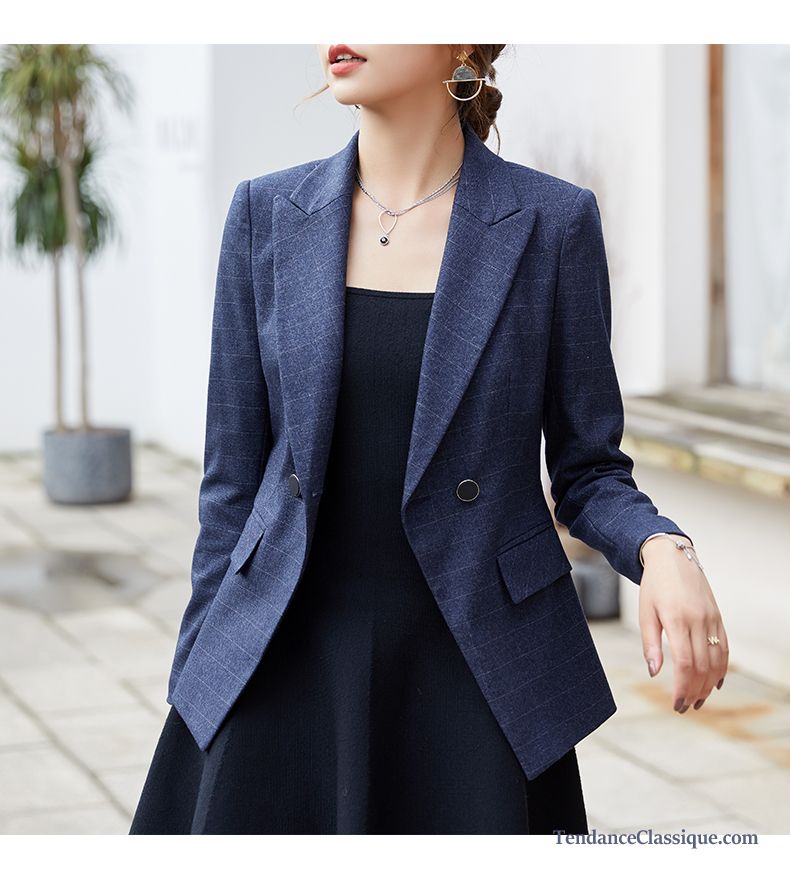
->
[354,161,462,216]
[354,160,463,246]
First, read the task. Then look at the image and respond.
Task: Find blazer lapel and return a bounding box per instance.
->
[271,122,534,514]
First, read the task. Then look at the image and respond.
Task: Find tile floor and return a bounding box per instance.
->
[0,444,788,835]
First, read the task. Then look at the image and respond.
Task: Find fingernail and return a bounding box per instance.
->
[716,677,724,690]
[647,659,657,677]
[679,704,689,713]
[693,698,705,710]
[674,697,685,712]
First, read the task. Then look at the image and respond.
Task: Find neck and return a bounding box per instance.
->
[355,109,466,210]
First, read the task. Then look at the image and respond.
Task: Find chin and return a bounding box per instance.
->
[330,92,363,107]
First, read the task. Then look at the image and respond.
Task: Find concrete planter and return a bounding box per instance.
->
[571,556,621,620]
[42,427,133,504]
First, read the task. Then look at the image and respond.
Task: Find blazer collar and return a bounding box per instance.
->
[271,122,534,524]
[288,121,521,224]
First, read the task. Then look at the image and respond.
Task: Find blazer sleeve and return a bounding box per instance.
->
[541,186,693,586]
[167,179,272,702]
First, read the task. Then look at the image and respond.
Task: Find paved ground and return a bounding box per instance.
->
[0,444,788,835]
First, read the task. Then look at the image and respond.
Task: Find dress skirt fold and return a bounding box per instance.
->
[130,286,589,835]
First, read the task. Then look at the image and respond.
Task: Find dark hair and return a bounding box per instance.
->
[301,45,508,150]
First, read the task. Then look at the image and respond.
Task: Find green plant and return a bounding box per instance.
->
[0,44,132,431]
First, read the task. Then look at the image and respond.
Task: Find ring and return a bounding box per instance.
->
[707,635,720,646]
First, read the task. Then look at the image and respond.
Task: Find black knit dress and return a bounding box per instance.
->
[129,286,588,835]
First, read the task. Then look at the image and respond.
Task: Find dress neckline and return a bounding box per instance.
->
[346,286,435,299]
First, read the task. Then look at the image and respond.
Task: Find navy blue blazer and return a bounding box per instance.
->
[166,121,691,780]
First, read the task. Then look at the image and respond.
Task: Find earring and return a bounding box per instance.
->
[442,51,486,101]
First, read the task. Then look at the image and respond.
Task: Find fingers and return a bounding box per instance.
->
[668,613,729,714]
[641,565,729,716]
[693,628,724,708]
[666,621,695,713]
[713,618,729,690]
[689,624,714,710]
[639,595,664,678]
[689,612,729,709]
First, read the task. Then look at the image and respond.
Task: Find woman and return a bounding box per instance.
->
[130,44,728,835]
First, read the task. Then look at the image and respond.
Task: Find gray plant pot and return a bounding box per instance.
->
[42,427,133,505]
[571,556,621,620]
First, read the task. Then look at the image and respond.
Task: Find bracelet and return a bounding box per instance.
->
[639,532,703,571]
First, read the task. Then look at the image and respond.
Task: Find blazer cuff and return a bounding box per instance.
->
[639,530,695,568]
[619,516,693,585]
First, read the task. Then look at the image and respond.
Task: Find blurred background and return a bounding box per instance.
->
[0,44,788,835]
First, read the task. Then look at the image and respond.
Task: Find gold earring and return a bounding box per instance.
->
[442,51,486,101]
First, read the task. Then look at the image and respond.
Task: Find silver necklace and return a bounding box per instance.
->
[355,161,462,246]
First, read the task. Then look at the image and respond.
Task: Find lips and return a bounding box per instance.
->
[328,44,367,64]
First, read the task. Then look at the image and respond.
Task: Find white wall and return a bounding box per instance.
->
[663,46,710,388]
[1,44,709,459]
[725,44,790,392]
[497,44,709,393]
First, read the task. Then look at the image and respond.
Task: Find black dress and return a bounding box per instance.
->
[129,286,588,835]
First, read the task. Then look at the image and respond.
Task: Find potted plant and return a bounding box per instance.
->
[0,44,134,504]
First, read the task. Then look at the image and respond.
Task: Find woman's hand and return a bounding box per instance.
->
[638,536,728,713]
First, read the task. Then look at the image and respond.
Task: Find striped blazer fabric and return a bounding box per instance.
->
[166,121,691,780]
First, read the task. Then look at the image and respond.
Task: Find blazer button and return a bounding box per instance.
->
[288,472,301,498]
[456,478,480,502]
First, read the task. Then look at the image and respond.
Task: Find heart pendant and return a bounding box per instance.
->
[378,210,397,245]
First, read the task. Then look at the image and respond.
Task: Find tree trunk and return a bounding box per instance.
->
[52,249,66,431]
[58,154,90,431]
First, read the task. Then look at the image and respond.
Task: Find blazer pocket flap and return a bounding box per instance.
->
[229,510,266,574]
[496,521,573,603]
